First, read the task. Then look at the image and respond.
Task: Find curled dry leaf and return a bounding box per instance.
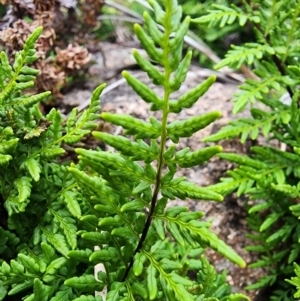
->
[0,19,32,54]
[79,0,105,26]
[35,60,66,98]
[55,44,92,72]
[33,0,58,13]
[33,11,56,57]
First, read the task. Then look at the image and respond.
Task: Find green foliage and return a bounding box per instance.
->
[0,27,105,300]
[201,0,300,299]
[176,0,254,66]
[67,1,247,299]
[0,2,249,301]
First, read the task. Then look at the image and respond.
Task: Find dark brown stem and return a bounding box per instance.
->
[121,165,162,281]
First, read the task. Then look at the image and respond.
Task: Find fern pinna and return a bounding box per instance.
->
[196,0,300,299]
[0,27,105,300]
[68,1,248,300]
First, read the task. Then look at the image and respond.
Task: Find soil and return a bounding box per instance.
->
[62,42,266,300]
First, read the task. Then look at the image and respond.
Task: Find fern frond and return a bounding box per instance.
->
[65,275,105,291]
[167,111,221,142]
[169,76,216,113]
[204,115,276,142]
[93,132,158,163]
[192,4,259,28]
[215,43,275,70]
[123,71,163,109]
[101,112,161,139]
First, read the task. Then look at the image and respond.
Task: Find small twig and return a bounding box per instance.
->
[104,0,143,21]
[132,0,152,10]
[97,15,143,24]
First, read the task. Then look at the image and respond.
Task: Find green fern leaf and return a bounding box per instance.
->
[167,111,222,142]
[231,77,281,114]
[0,51,14,79]
[203,117,275,142]
[10,259,24,274]
[49,286,73,301]
[68,166,104,194]
[41,228,70,258]
[0,138,18,154]
[169,16,190,54]
[5,176,32,215]
[248,201,272,214]
[170,51,192,92]
[133,49,164,86]
[190,224,246,267]
[123,71,163,108]
[7,280,33,296]
[16,176,32,203]
[64,83,104,144]
[207,178,241,195]
[89,248,119,263]
[147,265,158,300]
[40,148,65,159]
[93,131,158,162]
[0,154,12,166]
[215,43,275,69]
[271,183,299,198]
[65,275,105,291]
[143,11,164,45]
[111,227,135,239]
[50,210,77,249]
[41,242,56,264]
[61,190,81,218]
[192,4,254,27]
[287,263,300,298]
[152,219,165,240]
[81,232,110,245]
[44,257,67,276]
[0,283,7,301]
[24,157,41,182]
[33,278,49,301]
[175,146,223,168]
[163,180,223,201]
[218,153,267,169]
[76,149,145,182]
[169,76,216,113]
[259,212,284,232]
[46,108,63,140]
[245,275,276,290]
[18,254,40,274]
[6,92,51,109]
[20,65,39,76]
[266,224,292,243]
[101,113,161,139]
[106,282,123,301]
[67,249,93,263]
[166,222,185,246]
[1,261,11,275]
[133,253,147,277]
[99,216,124,227]
[131,282,148,299]
[134,24,163,63]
